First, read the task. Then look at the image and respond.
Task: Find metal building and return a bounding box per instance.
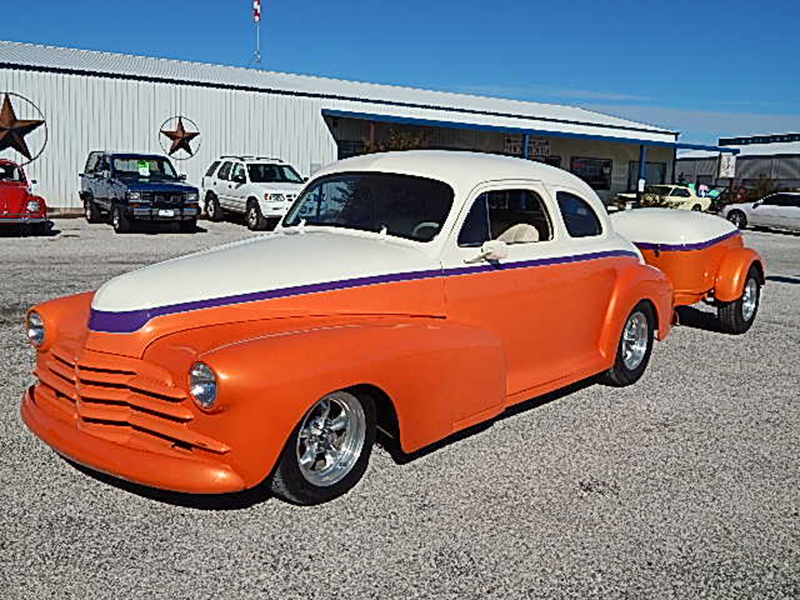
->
[0,40,734,212]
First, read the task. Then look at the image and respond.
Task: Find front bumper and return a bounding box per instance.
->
[21,386,245,494]
[0,215,48,224]
[259,201,292,218]
[128,206,199,221]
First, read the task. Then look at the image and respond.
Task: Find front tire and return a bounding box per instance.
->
[718,266,760,334]
[205,192,223,222]
[600,301,655,387]
[727,210,747,229]
[246,199,267,231]
[691,204,702,211]
[111,205,131,234]
[270,390,376,505]
[84,197,101,223]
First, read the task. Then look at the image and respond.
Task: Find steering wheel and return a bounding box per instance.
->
[411,221,440,239]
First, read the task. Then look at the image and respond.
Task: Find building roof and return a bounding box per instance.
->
[0,40,678,144]
[678,140,800,160]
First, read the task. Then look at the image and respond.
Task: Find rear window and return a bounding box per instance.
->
[556,191,602,238]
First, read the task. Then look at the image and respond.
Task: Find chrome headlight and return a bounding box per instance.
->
[266,193,285,203]
[26,199,41,213]
[127,191,142,201]
[26,311,45,347]
[185,192,199,203]
[188,362,217,409]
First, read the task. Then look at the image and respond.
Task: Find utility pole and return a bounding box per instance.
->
[249,0,262,67]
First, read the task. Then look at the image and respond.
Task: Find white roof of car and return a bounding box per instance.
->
[314,150,601,199]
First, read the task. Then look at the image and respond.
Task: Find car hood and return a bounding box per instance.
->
[90,229,442,333]
[249,181,304,194]
[121,180,198,194]
[724,202,755,212]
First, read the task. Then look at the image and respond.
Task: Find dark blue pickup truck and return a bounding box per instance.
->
[79,152,200,233]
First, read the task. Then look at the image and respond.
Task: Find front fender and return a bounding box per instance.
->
[177,317,505,489]
[714,248,764,302]
[599,262,674,361]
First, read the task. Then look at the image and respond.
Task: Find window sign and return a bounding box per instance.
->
[718,154,736,179]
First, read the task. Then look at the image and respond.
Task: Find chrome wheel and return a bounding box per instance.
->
[296,392,366,487]
[247,204,258,228]
[741,278,758,322]
[621,311,649,371]
[728,211,744,229]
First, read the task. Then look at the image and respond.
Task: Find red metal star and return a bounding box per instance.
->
[160,117,200,156]
[0,94,45,160]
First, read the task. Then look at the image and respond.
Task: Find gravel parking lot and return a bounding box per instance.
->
[1,220,797,599]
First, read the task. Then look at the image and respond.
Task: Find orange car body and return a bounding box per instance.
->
[22,152,682,494]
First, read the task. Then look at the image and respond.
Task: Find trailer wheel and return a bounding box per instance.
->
[718,266,760,334]
[600,301,655,387]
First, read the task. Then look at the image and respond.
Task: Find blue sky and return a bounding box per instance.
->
[2,0,798,144]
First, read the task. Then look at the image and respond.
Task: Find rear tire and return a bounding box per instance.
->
[718,266,760,334]
[111,206,131,234]
[205,192,223,222]
[691,204,702,211]
[599,301,655,387]
[246,199,267,231]
[270,390,376,505]
[727,210,747,229]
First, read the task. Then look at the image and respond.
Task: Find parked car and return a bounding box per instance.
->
[0,159,49,234]
[201,155,305,230]
[616,185,712,211]
[720,192,800,232]
[79,152,200,233]
[20,151,762,505]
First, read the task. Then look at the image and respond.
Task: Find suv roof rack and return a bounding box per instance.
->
[219,155,285,162]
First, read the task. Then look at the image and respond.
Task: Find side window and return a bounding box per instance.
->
[217,161,232,181]
[762,195,781,206]
[97,155,109,174]
[85,153,99,173]
[787,195,800,208]
[672,188,691,198]
[232,163,247,181]
[556,191,602,238]
[458,189,553,247]
[205,161,220,177]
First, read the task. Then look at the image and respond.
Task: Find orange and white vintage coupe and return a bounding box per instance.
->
[21,152,763,504]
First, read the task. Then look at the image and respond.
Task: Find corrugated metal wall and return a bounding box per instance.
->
[0,68,338,209]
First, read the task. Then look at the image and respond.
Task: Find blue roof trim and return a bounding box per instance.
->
[322,109,739,154]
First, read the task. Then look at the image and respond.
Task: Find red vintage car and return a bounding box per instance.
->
[0,159,49,233]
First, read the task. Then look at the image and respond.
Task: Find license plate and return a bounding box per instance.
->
[158,209,175,217]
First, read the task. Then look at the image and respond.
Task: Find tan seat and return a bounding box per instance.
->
[496,223,539,244]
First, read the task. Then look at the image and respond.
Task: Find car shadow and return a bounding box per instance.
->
[131,222,208,235]
[63,458,275,510]
[0,222,60,237]
[674,305,722,333]
[380,377,597,465]
[766,275,800,285]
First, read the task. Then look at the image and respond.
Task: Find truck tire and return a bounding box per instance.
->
[111,205,131,234]
[84,197,101,223]
[599,301,655,387]
[206,192,223,222]
[246,199,267,231]
[270,390,376,505]
[718,266,760,335]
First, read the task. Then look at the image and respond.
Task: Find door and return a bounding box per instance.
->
[228,162,248,213]
[783,195,800,231]
[94,155,112,212]
[441,181,615,418]
[749,194,782,228]
[215,161,234,208]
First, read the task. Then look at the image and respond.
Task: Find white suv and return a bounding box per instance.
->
[202,156,305,230]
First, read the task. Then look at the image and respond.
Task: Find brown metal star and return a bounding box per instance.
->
[0,94,45,160]
[160,117,200,156]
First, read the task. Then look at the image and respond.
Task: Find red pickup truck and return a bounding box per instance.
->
[0,159,49,234]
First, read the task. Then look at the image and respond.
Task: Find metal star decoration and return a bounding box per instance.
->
[160,117,200,157]
[0,93,45,160]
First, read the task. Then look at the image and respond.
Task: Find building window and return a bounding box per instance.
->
[532,155,563,168]
[337,140,366,160]
[570,157,612,190]
[627,161,667,191]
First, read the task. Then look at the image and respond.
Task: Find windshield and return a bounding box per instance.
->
[112,157,179,181]
[0,163,23,182]
[248,163,303,183]
[283,172,454,242]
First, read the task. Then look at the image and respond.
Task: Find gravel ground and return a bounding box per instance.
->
[1,219,798,599]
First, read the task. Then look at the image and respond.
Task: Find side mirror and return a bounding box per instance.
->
[234,174,246,184]
[753,201,762,208]
[179,173,187,181]
[30,179,37,185]
[303,177,309,183]
[464,240,509,264]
